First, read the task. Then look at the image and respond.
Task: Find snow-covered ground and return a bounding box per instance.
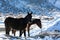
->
[0,12,60,40]
[0,0,60,40]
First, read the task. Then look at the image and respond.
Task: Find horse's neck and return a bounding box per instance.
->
[24,16,29,22]
[21,18,28,23]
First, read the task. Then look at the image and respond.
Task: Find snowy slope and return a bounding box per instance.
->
[0,0,60,15]
[47,20,60,31]
[49,0,60,9]
[0,0,60,40]
[0,14,59,40]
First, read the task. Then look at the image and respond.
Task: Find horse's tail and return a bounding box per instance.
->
[4,18,9,27]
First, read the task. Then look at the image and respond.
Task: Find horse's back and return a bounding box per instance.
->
[32,19,41,23]
[4,17,24,23]
[4,17,27,29]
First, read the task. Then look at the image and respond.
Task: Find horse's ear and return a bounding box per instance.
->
[30,11,32,14]
[27,12,32,14]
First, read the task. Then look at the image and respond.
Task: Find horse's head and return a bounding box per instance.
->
[25,12,32,23]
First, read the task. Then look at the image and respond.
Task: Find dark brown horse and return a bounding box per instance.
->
[4,12,32,37]
[27,19,42,36]
[12,18,42,37]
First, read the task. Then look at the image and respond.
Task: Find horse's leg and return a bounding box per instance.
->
[5,27,9,35]
[28,25,30,37]
[27,24,30,37]
[23,29,26,37]
[12,29,14,35]
[5,27,11,35]
[12,29,16,36]
[19,30,22,37]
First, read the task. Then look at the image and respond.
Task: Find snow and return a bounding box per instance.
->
[0,0,60,40]
[0,12,60,40]
[49,0,60,9]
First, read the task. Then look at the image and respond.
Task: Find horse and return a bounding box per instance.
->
[27,19,42,36]
[4,12,32,37]
[12,18,42,37]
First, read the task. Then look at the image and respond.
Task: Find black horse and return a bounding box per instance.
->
[4,12,32,37]
[12,19,42,37]
[27,19,42,36]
